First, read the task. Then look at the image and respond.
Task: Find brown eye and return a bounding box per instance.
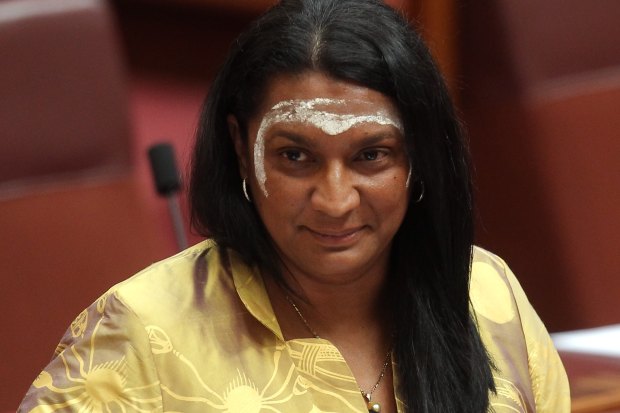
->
[358,150,387,161]
[281,150,309,162]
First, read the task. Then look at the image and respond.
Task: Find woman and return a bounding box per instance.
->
[19,0,569,412]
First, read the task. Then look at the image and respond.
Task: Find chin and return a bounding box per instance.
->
[299,254,378,284]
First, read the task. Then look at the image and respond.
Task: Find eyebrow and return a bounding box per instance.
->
[270,131,315,147]
[355,133,402,147]
[268,130,402,148]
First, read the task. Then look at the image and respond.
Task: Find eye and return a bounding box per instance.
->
[281,149,310,162]
[357,149,388,162]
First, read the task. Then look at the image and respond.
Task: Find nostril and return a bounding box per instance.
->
[310,184,360,217]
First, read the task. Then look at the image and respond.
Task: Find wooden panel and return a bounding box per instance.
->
[410,0,458,91]
[176,0,274,13]
[124,0,274,14]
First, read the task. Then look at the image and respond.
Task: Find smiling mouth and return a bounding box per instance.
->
[304,226,366,244]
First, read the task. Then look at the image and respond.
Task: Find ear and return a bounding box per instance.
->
[228,114,248,178]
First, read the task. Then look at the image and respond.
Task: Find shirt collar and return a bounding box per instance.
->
[228,248,284,341]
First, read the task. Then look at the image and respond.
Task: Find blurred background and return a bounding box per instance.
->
[1,0,619,410]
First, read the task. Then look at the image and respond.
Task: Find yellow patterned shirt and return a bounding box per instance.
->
[18,240,569,412]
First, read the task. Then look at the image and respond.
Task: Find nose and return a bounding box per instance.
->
[310,162,360,217]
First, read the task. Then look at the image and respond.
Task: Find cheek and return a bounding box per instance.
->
[254,177,307,219]
[364,172,410,214]
[366,169,410,195]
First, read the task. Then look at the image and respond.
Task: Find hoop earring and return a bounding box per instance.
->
[413,180,425,203]
[242,179,251,202]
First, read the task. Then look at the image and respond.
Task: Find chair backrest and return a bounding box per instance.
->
[496,0,620,92]
[0,1,171,408]
[0,0,131,197]
[461,0,620,331]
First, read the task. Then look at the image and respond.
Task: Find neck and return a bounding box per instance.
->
[265,254,394,344]
[293,275,390,329]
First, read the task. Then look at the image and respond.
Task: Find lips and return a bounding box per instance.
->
[303,225,366,245]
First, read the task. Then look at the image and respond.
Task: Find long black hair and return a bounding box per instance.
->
[190,0,495,411]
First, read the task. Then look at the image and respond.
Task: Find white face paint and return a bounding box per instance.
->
[254,98,406,197]
[406,165,412,188]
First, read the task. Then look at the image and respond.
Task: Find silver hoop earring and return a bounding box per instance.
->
[242,179,251,202]
[414,180,425,203]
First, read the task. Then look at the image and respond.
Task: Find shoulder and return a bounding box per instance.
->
[471,245,511,277]
[114,239,218,293]
[118,238,219,288]
[102,239,231,325]
[470,245,543,340]
[470,246,571,412]
[47,239,224,349]
[13,242,229,411]
[469,246,521,325]
[470,246,549,330]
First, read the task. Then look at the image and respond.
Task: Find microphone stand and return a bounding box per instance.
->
[148,142,188,251]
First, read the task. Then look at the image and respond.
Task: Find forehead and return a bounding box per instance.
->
[255,72,400,120]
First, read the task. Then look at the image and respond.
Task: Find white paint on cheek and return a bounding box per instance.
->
[254,98,404,197]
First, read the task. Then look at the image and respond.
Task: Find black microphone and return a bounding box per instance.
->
[148,143,181,196]
[148,143,188,251]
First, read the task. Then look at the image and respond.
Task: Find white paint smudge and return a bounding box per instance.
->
[406,165,412,188]
[254,98,404,196]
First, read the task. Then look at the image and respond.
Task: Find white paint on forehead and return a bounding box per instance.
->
[254,98,404,196]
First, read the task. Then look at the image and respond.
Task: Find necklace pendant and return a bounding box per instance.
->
[362,392,381,412]
[367,401,381,412]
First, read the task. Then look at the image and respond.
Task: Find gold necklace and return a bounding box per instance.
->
[286,295,391,413]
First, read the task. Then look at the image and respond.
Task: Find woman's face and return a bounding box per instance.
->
[231,71,410,285]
